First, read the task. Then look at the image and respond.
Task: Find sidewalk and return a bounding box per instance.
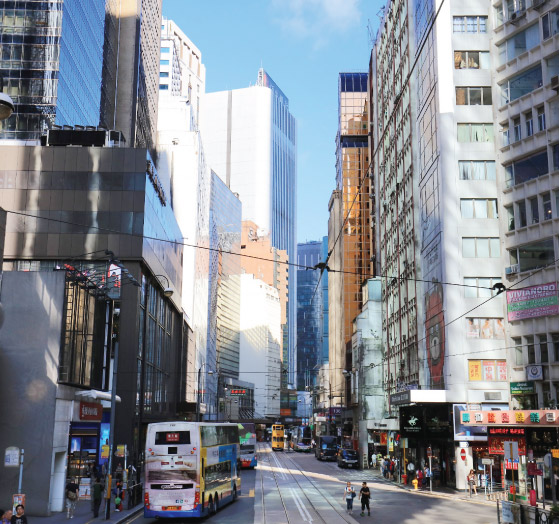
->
[371,468,496,506]
[30,500,143,524]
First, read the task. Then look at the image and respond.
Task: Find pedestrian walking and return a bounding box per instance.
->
[417,468,424,488]
[10,505,27,524]
[467,469,477,496]
[359,481,371,517]
[424,465,431,488]
[371,453,377,469]
[343,481,356,514]
[65,478,79,519]
[1,509,12,524]
[92,477,103,518]
[389,458,395,480]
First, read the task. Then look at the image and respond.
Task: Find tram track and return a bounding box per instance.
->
[260,443,356,524]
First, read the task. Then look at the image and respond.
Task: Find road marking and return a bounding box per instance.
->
[270,449,288,479]
[290,487,313,522]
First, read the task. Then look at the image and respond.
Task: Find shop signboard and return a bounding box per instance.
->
[526,365,543,380]
[79,401,102,422]
[390,391,411,406]
[510,381,535,395]
[4,447,19,467]
[280,409,291,416]
[462,409,559,427]
[380,432,387,446]
[501,501,514,524]
[506,283,559,322]
[453,404,487,441]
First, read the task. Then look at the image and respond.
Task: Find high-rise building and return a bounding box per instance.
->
[0,0,162,150]
[329,73,370,426]
[200,68,297,386]
[493,0,559,409]
[0,0,107,139]
[368,0,507,491]
[296,240,324,391]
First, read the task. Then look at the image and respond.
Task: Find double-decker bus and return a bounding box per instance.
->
[238,422,257,468]
[271,424,284,451]
[144,422,240,519]
[291,426,312,452]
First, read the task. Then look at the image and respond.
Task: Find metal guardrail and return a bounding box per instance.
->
[126,482,143,509]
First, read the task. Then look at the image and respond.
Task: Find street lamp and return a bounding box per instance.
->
[153,274,173,298]
[0,76,14,121]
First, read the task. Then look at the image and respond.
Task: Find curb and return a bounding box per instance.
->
[114,506,143,524]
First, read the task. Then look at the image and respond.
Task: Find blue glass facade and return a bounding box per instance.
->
[296,241,323,391]
[56,0,105,127]
[0,0,106,139]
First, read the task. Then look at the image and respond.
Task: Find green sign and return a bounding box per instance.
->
[510,381,535,395]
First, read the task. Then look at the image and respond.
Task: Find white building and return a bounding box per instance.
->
[200,69,298,387]
[156,21,212,411]
[492,0,559,408]
[239,274,282,419]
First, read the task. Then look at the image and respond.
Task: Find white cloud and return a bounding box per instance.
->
[272,0,361,45]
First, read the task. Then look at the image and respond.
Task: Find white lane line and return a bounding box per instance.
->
[270,450,288,479]
[290,487,313,522]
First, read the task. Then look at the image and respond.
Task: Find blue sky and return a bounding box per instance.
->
[162,0,382,243]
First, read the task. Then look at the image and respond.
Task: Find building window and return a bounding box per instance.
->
[159,84,169,90]
[466,319,505,339]
[517,200,527,227]
[537,106,546,131]
[525,111,533,137]
[552,333,559,361]
[463,277,503,297]
[454,51,490,69]
[502,125,510,146]
[462,237,500,258]
[542,9,559,40]
[543,192,552,220]
[554,145,559,171]
[160,59,169,65]
[539,334,549,363]
[460,199,498,218]
[530,197,539,224]
[500,65,543,104]
[506,205,515,230]
[453,16,488,33]
[456,87,492,105]
[468,359,507,381]
[497,24,539,65]
[509,238,555,271]
[458,160,496,180]
[504,150,549,187]
[457,123,494,142]
[495,3,505,26]
[526,336,535,364]
[513,337,523,365]
[160,72,169,78]
[514,117,522,142]
[161,46,170,53]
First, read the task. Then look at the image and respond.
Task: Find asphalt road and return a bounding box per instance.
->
[128,444,498,523]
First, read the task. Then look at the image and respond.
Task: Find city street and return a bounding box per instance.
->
[130,444,497,524]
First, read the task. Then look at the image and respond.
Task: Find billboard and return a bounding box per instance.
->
[453,404,487,441]
[506,283,559,321]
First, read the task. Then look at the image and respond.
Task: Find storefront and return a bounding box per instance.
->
[399,403,454,487]
[67,401,105,483]
[461,409,559,499]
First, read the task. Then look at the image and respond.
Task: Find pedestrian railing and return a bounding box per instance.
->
[126,482,143,509]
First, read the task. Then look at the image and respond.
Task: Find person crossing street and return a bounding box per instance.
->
[359,481,371,517]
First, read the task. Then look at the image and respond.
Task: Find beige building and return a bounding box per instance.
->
[240,221,288,377]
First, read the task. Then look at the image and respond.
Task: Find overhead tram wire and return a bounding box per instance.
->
[5,209,500,293]
[309,0,449,304]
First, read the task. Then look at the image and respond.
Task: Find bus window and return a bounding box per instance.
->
[155,431,190,445]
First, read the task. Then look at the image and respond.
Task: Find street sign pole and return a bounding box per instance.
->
[17,449,24,493]
[429,455,432,492]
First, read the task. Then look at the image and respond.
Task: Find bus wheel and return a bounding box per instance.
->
[214,493,219,512]
[233,485,238,501]
[209,496,215,515]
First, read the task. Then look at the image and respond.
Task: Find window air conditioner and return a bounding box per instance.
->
[510,10,526,22]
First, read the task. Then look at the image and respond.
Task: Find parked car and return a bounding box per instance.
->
[337,448,359,469]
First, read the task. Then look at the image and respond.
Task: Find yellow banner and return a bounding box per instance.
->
[468,360,482,381]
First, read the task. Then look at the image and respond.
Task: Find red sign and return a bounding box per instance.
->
[427,447,432,457]
[489,436,527,455]
[280,408,291,416]
[166,433,179,442]
[79,401,102,421]
[380,433,388,446]
[460,449,466,461]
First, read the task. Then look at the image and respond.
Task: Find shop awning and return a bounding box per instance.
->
[75,390,121,403]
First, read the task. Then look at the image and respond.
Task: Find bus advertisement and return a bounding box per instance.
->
[238,422,257,468]
[144,422,240,519]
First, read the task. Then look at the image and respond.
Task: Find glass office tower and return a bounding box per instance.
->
[0,0,107,139]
